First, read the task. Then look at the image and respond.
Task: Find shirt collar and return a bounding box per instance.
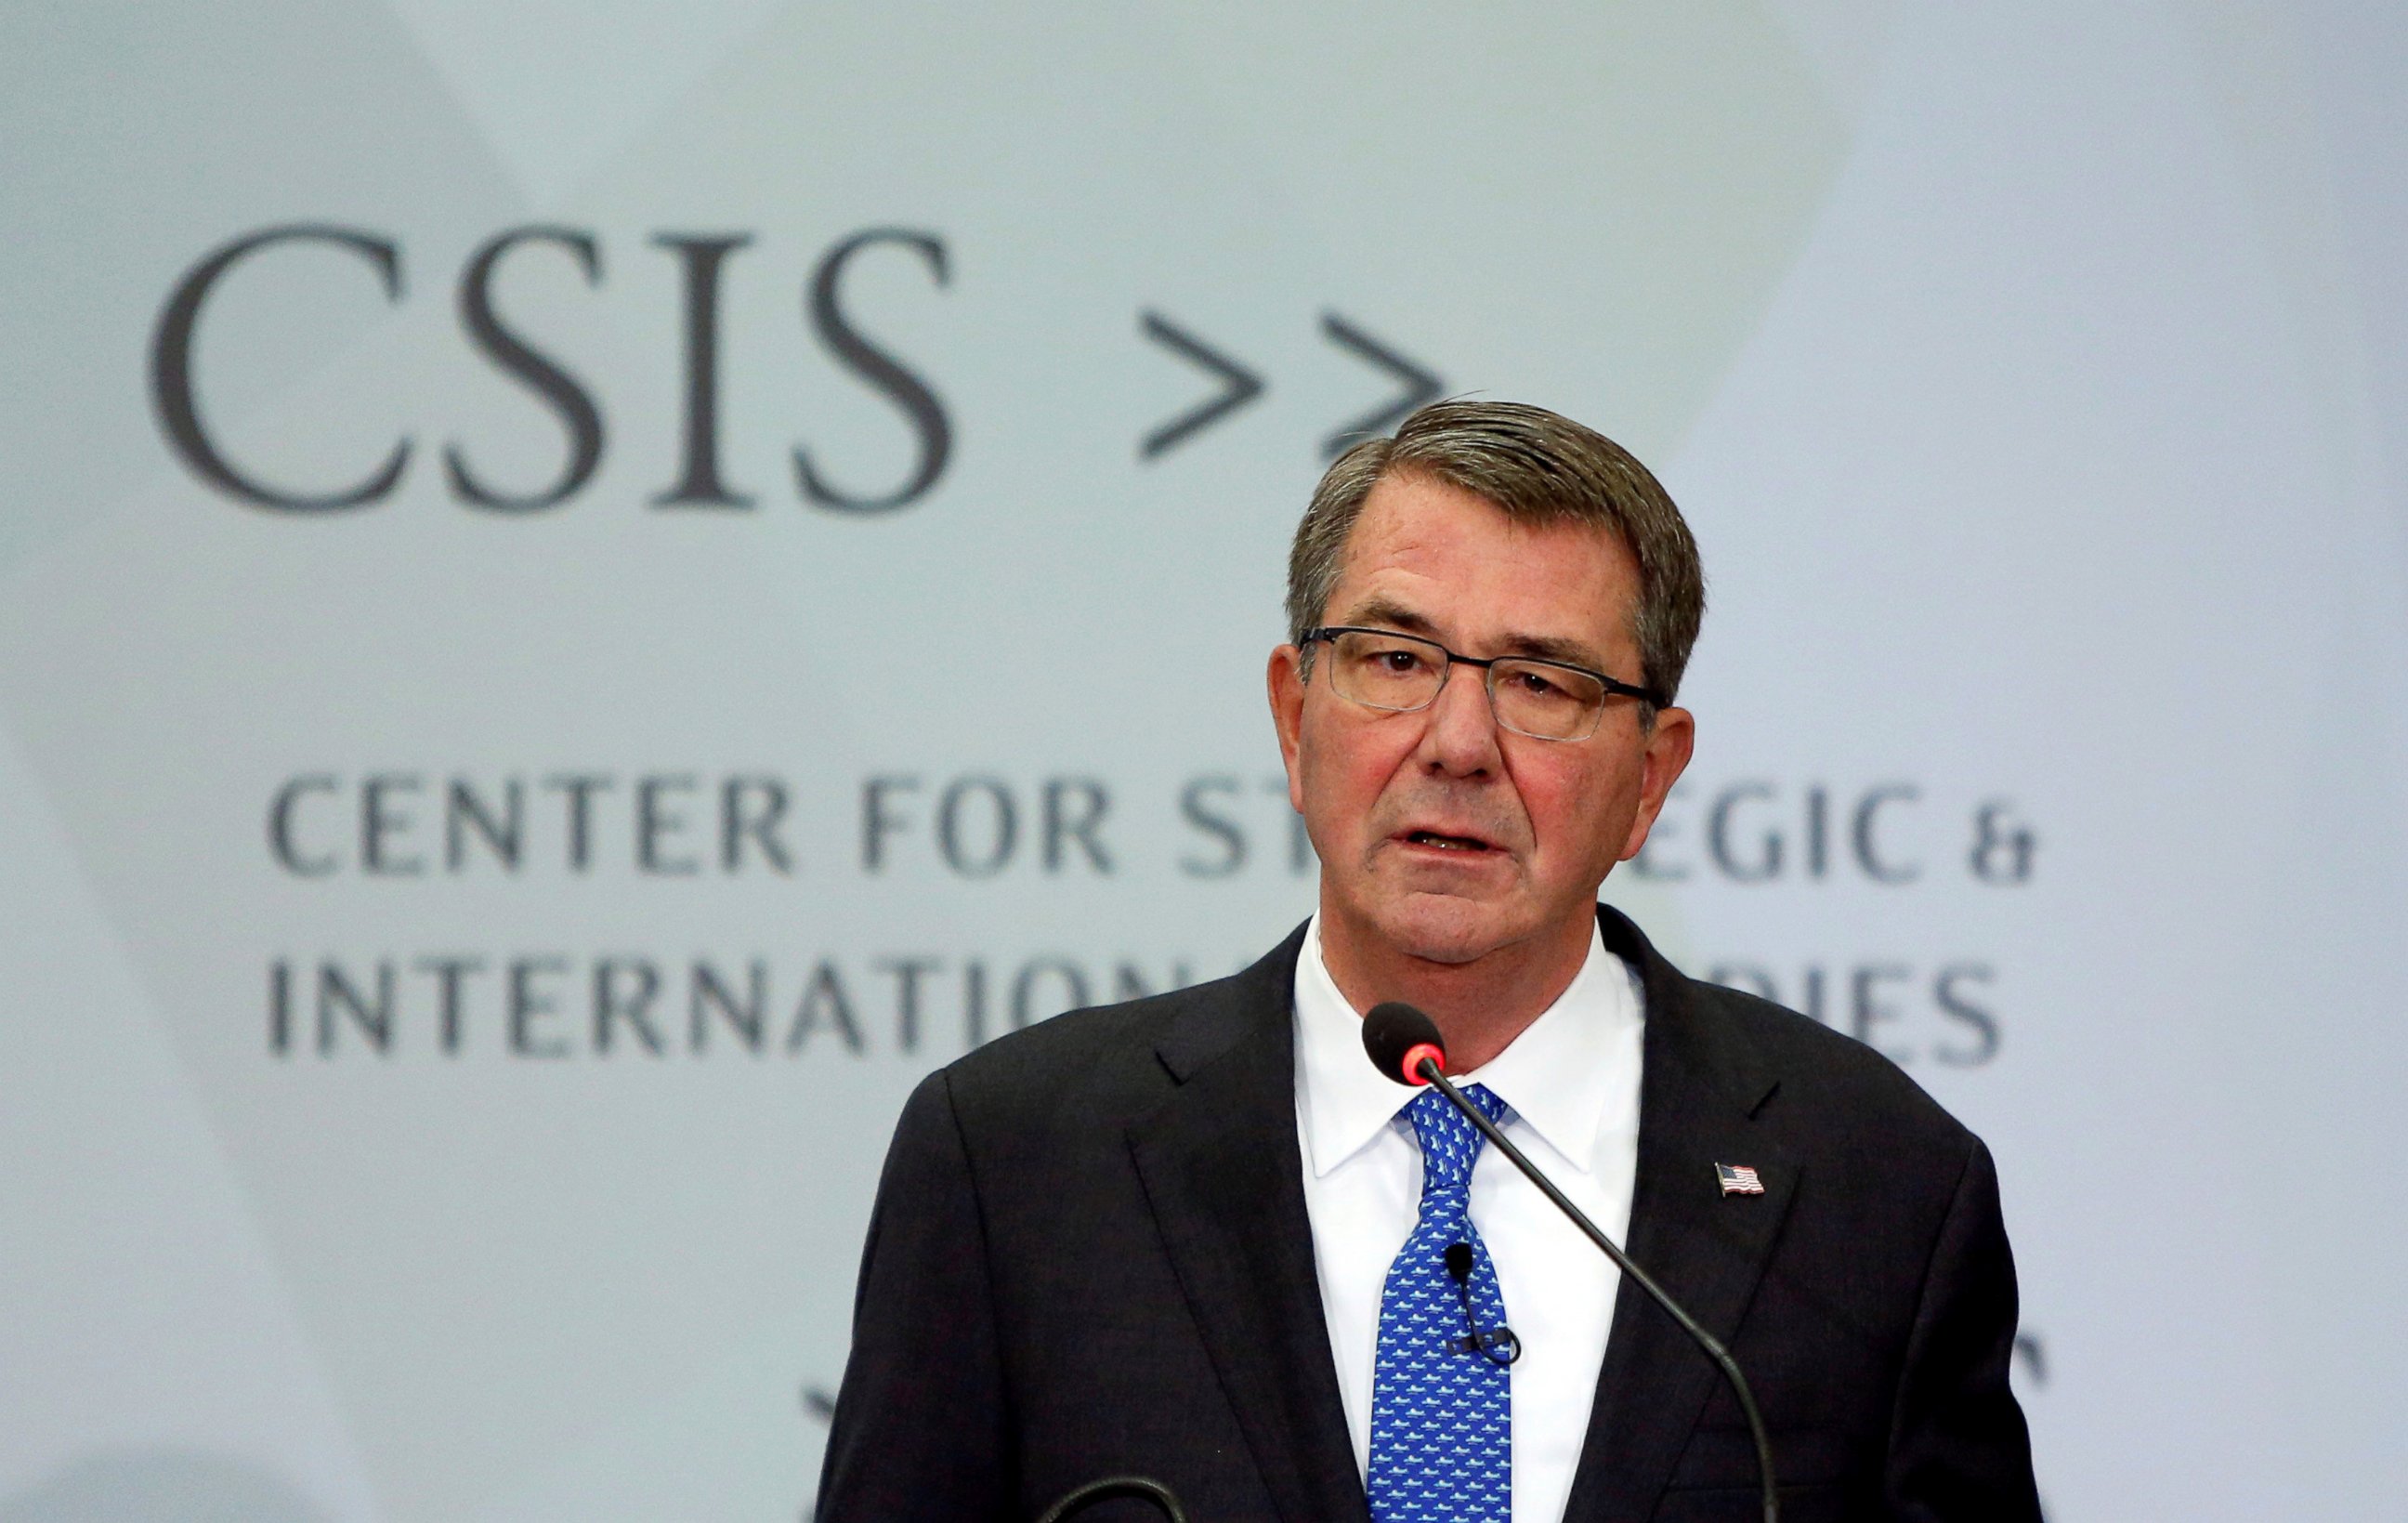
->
[1292,912,1642,1179]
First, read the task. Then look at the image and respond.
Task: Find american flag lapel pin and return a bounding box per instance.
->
[1716,1162,1765,1196]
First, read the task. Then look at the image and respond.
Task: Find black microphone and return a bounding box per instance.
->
[1363,1000,1780,1523]
[1443,1241,1522,1366]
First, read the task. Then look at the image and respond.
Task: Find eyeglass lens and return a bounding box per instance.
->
[1324,629,1605,741]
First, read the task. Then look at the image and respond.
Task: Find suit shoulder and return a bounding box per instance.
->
[1682,973,1980,1155]
[933,960,1269,1129]
[942,984,1183,1087]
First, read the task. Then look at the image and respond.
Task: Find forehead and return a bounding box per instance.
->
[1328,471,1640,659]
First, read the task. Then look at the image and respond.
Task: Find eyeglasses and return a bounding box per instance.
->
[1301,625,1658,742]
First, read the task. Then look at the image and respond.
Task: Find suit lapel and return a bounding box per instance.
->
[1125,928,1368,1523]
[1562,909,1799,1523]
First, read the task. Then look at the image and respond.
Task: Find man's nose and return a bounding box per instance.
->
[1417,663,1503,775]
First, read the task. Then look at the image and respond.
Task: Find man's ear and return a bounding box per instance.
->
[1618,704,1695,861]
[1267,644,1307,815]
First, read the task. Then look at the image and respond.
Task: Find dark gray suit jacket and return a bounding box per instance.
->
[818,907,2040,1522]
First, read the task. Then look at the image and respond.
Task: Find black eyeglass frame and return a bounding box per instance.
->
[1301,624,1664,739]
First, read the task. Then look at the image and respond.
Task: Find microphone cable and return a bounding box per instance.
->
[1033,1475,1189,1523]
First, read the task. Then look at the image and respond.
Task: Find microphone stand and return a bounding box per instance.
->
[1413,1056,1780,1523]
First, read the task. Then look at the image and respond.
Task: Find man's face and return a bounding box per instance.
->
[1269,470,1695,968]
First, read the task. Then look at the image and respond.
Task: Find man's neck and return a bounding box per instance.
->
[1315,906,1594,1072]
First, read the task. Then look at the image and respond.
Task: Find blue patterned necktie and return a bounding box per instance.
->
[1367,1083,1512,1523]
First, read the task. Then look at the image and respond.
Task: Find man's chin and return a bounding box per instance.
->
[1367,894,1527,967]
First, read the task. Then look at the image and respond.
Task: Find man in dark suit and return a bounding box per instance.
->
[819,402,2039,1522]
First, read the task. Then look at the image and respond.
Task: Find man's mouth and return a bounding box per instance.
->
[1403,829,1496,853]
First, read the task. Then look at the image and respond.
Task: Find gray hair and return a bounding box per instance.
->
[1284,400,1706,709]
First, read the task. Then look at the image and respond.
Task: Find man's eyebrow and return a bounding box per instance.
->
[1336,596,1608,672]
[1336,596,1439,637]
[1494,632,1607,671]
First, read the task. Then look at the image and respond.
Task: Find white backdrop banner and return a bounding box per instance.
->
[4,3,2406,1519]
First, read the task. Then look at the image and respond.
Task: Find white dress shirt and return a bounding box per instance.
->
[1292,913,1645,1523]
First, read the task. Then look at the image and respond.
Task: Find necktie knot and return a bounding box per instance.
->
[1406,1083,1506,1194]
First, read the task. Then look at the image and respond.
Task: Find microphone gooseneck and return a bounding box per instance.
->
[1358,1001,1780,1523]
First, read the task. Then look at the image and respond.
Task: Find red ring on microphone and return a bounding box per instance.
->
[1397,1042,1446,1085]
